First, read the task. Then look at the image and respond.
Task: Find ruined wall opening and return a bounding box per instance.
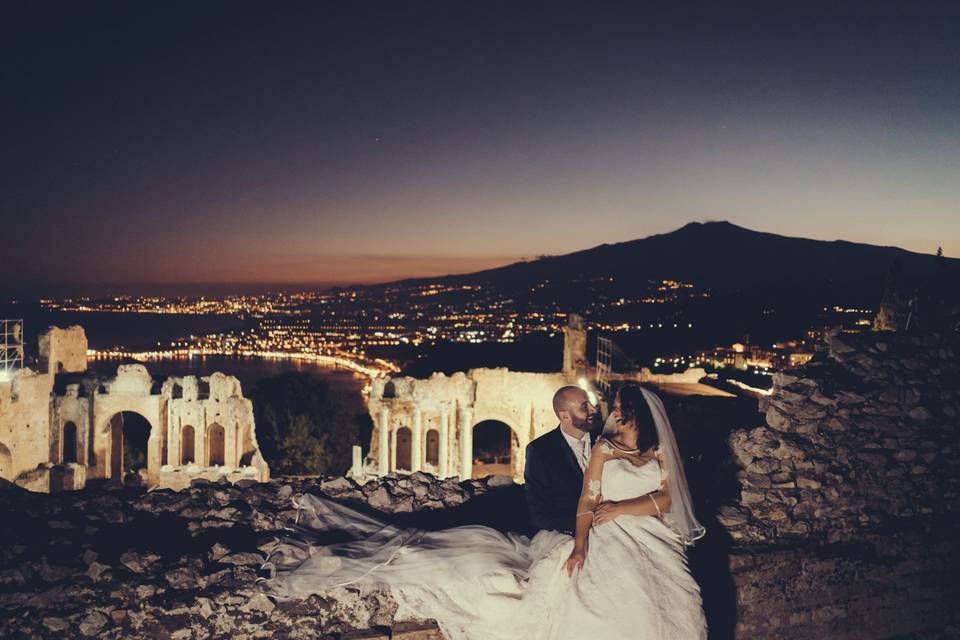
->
[62,421,78,464]
[181,425,196,464]
[239,423,257,466]
[108,411,151,481]
[395,427,412,471]
[425,429,440,466]
[207,423,225,466]
[0,442,11,480]
[472,420,515,479]
[383,381,396,398]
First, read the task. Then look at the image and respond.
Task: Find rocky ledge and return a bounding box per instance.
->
[0,473,519,639]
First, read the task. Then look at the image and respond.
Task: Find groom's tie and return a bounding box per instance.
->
[577,437,590,471]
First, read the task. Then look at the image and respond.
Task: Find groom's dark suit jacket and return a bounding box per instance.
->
[524,426,596,535]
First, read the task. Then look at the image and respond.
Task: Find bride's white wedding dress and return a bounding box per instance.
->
[262,451,706,640]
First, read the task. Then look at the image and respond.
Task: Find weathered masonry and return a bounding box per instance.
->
[366,319,592,482]
[0,325,269,492]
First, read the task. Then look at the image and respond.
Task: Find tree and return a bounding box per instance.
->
[249,372,363,476]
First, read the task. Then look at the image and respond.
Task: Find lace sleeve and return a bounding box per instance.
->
[598,438,615,456]
[573,440,610,542]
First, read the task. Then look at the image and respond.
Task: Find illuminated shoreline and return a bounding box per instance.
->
[87,348,399,378]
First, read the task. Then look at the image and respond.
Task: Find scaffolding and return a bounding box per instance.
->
[1,319,24,379]
[595,333,643,398]
[596,335,613,396]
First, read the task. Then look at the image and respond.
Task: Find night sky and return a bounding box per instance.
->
[3,2,958,293]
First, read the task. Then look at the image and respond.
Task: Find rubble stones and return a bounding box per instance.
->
[726,330,960,547]
[85,562,110,582]
[79,611,108,636]
[119,551,159,574]
[42,617,68,632]
[0,473,519,639]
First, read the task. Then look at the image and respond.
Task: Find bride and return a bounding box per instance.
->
[261,384,707,639]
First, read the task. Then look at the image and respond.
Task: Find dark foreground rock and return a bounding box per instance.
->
[0,473,519,640]
[1,468,958,640]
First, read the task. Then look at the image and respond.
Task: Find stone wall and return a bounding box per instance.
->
[730,532,957,639]
[0,325,83,480]
[721,330,958,546]
[714,329,960,638]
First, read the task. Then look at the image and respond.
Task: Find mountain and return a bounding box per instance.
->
[380,221,957,306]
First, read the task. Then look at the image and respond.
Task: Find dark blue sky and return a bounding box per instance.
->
[3,1,958,292]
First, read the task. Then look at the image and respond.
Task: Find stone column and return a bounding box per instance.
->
[459,407,473,480]
[198,407,208,469]
[168,418,179,469]
[378,407,390,476]
[350,445,363,478]
[439,406,450,479]
[411,407,423,472]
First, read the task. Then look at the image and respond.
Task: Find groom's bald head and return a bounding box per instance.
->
[553,386,599,436]
[553,386,585,417]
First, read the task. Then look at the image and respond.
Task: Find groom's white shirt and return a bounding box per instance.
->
[561,428,591,471]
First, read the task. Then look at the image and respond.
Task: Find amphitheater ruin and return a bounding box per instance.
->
[365,316,709,482]
[0,325,270,492]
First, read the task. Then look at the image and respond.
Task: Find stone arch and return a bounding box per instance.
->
[472,419,517,479]
[0,442,11,480]
[104,411,153,482]
[396,426,412,471]
[425,428,440,466]
[207,423,225,466]
[62,421,78,464]
[383,381,397,398]
[181,425,196,464]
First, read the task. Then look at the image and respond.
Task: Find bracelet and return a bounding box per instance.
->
[575,511,595,520]
[648,495,661,517]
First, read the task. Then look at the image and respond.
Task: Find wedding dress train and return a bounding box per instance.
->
[262,454,706,640]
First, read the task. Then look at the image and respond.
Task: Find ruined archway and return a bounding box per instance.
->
[207,423,225,466]
[106,411,152,482]
[472,420,516,479]
[62,421,78,464]
[181,425,196,464]
[396,427,412,471]
[0,442,11,480]
[425,429,440,466]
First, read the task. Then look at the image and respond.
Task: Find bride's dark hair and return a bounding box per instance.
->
[616,384,659,452]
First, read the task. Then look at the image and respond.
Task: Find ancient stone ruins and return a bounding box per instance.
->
[365,316,704,482]
[0,326,270,492]
[0,323,957,639]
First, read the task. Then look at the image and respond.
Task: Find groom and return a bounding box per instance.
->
[524,385,601,535]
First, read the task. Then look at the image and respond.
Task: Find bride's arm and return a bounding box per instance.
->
[564,440,608,576]
[600,485,672,518]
